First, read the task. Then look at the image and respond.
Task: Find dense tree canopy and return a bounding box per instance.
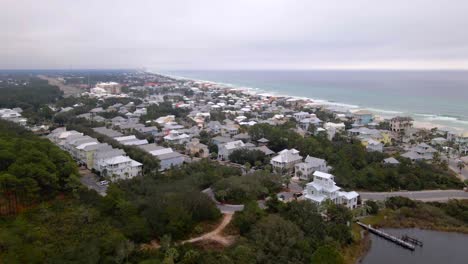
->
[0,120,80,215]
[0,200,131,264]
[212,171,282,203]
[228,149,269,166]
[0,78,62,111]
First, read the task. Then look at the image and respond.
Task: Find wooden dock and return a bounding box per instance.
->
[401,235,423,247]
[356,222,416,251]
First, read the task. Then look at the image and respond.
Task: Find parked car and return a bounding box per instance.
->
[99,180,109,186]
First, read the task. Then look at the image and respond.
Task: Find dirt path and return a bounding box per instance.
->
[38,75,82,97]
[140,213,235,251]
[182,213,234,246]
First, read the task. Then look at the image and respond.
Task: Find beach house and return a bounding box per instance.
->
[294,156,329,180]
[390,116,413,133]
[353,110,374,126]
[218,140,246,161]
[270,149,303,174]
[186,138,209,158]
[302,171,359,209]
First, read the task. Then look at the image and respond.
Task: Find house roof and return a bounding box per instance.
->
[272,149,302,163]
[401,151,423,160]
[115,135,137,142]
[254,146,275,155]
[383,157,400,164]
[212,136,232,144]
[305,156,326,166]
[306,181,340,193]
[93,127,123,138]
[304,194,327,203]
[157,152,183,160]
[257,137,269,143]
[339,191,359,200]
[233,133,250,139]
[313,171,334,179]
[103,155,132,165]
[223,140,245,150]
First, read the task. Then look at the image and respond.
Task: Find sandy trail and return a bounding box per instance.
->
[140,213,235,251]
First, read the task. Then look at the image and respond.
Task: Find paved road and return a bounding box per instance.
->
[79,168,108,196]
[202,188,244,213]
[446,157,468,181]
[359,190,468,202]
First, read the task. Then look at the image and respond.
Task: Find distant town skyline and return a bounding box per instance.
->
[2,0,468,70]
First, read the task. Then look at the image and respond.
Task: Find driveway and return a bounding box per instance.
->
[79,168,108,196]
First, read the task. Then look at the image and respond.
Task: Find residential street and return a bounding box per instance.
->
[447,157,468,181]
[359,189,468,202]
[202,188,244,213]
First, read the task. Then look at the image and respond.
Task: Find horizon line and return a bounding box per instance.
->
[2,68,468,72]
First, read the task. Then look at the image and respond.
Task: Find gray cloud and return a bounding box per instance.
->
[2,0,468,69]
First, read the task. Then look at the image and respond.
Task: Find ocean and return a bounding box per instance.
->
[159,70,468,132]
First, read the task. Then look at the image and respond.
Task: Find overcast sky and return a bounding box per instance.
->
[2,0,468,70]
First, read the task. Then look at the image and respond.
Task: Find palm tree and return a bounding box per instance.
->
[433,151,441,165]
[457,161,465,174]
[283,175,291,189]
[296,170,303,179]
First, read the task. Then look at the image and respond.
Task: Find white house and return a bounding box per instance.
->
[218,140,246,161]
[294,156,329,180]
[270,149,303,173]
[138,144,186,171]
[157,152,186,171]
[366,139,383,152]
[221,124,239,137]
[96,155,142,181]
[155,115,175,125]
[323,122,346,140]
[298,117,322,131]
[164,130,191,144]
[293,111,310,121]
[206,121,223,134]
[0,108,27,126]
[303,171,359,209]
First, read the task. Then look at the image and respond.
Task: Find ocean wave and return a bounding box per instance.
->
[420,115,468,124]
[364,108,404,115]
[150,70,468,131]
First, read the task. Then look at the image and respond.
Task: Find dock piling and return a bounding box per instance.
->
[356,222,417,251]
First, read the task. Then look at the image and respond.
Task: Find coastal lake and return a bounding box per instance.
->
[361,228,468,264]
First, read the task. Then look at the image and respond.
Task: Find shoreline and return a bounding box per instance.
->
[351,213,468,264]
[154,70,468,134]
